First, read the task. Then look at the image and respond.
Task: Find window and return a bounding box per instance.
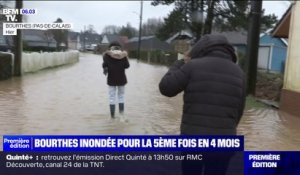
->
[0,36,6,45]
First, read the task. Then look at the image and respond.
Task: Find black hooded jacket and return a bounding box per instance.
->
[159,34,246,135]
[103,51,130,86]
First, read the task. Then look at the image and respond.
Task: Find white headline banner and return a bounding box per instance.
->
[3,23,73,35]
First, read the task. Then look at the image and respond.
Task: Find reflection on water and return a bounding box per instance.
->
[0,53,299,150]
[238,109,300,150]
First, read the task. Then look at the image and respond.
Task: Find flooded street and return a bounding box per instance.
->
[239,109,300,150]
[1,53,300,150]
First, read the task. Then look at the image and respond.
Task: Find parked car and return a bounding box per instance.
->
[86,44,98,51]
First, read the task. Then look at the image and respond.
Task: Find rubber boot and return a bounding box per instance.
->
[110,105,115,118]
[119,103,124,114]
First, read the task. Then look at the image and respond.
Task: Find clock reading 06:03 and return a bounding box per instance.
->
[20,9,36,15]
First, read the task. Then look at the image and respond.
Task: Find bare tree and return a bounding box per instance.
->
[119,23,138,38]
[142,18,164,36]
[102,25,121,35]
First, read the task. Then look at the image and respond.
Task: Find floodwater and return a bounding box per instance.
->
[0,53,300,151]
[239,109,300,150]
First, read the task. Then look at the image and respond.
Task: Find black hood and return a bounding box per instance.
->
[189,34,237,63]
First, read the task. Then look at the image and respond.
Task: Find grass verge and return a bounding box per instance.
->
[245,95,267,109]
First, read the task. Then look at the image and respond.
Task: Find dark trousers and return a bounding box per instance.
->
[182,152,234,175]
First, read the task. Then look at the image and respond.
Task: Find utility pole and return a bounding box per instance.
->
[14,0,23,76]
[137,0,143,60]
[245,0,262,95]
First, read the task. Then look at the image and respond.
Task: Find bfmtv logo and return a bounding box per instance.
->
[1,9,19,15]
[0,8,37,15]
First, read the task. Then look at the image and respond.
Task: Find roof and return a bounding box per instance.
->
[101,34,120,44]
[166,30,193,43]
[22,29,56,48]
[80,32,102,43]
[25,41,56,47]
[272,4,293,38]
[128,36,155,42]
[166,29,247,45]
[260,30,288,46]
[125,35,173,51]
[23,29,56,42]
[211,31,248,45]
[68,31,80,41]
[106,34,120,43]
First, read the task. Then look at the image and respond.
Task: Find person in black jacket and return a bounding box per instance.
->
[159,34,246,175]
[103,41,130,118]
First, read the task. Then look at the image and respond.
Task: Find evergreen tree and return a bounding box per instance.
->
[152,0,279,39]
[214,0,278,32]
[156,9,186,40]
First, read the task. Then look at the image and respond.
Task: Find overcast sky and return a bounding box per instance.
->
[22,0,291,34]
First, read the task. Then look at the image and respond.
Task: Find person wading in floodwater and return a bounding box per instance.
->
[103,41,130,118]
[159,34,246,175]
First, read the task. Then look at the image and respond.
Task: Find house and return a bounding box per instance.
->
[0,23,14,52]
[23,29,56,51]
[272,3,300,116]
[68,31,81,50]
[258,32,288,73]
[212,31,248,56]
[213,31,288,73]
[80,32,102,51]
[166,30,193,53]
[166,30,248,65]
[100,34,128,52]
[166,30,193,44]
[125,35,173,60]
[125,35,173,52]
[101,34,122,45]
[167,30,248,56]
[0,35,13,52]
